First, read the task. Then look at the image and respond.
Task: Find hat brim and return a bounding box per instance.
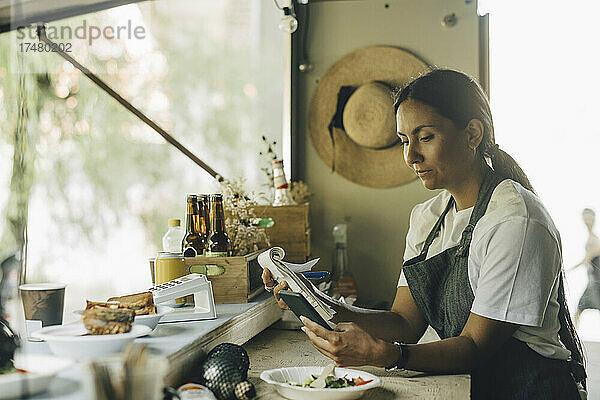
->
[308,46,431,188]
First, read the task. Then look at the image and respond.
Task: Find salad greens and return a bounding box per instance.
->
[288,374,373,388]
[0,364,16,375]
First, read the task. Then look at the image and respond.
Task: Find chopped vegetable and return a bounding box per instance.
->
[286,374,372,388]
[354,377,374,386]
[0,365,15,375]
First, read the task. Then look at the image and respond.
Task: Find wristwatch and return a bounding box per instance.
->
[385,341,409,371]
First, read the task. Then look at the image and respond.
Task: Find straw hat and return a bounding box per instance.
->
[308,46,430,188]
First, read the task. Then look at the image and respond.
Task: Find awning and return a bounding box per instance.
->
[0,0,148,34]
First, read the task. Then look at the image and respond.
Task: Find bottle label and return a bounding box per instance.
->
[273,175,288,189]
[332,277,358,297]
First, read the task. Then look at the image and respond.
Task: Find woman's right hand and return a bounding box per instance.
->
[261,268,290,310]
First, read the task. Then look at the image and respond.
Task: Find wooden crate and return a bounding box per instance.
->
[184,251,264,304]
[250,203,310,263]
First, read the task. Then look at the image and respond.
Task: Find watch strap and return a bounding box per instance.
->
[385,341,409,371]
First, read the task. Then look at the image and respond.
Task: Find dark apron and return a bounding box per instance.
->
[403,167,580,400]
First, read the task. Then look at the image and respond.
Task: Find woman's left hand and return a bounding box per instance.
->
[300,316,393,367]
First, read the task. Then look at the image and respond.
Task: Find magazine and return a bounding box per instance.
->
[257,247,335,322]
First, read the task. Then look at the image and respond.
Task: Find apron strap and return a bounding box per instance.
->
[420,197,455,256]
[419,165,502,259]
[456,166,503,258]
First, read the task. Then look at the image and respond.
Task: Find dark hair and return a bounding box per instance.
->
[394,69,534,192]
[395,69,586,387]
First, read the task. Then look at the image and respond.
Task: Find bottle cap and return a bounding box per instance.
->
[210,194,223,201]
[186,194,198,202]
[168,219,181,227]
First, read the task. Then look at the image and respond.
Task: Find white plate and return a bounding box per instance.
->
[0,353,73,399]
[31,323,151,360]
[73,305,174,330]
[260,366,381,400]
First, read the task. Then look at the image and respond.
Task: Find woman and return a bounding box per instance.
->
[570,208,600,327]
[262,69,586,399]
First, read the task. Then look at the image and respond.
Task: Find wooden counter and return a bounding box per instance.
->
[244,328,470,399]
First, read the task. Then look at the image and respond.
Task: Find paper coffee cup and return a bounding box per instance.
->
[19,283,66,327]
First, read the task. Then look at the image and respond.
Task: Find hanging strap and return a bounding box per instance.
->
[327,86,356,173]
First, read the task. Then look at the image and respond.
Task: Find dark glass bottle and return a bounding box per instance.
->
[182,195,208,257]
[206,194,233,257]
[200,194,211,239]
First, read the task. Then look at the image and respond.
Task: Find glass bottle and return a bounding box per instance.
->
[330,224,357,304]
[272,159,296,206]
[206,194,233,257]
[162,218,185,253]
[200,194,211,240]
[182,195,208,257]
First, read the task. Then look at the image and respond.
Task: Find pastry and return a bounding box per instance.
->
[82,307,135,335]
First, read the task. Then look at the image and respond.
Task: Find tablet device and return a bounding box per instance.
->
[278,290,333,331]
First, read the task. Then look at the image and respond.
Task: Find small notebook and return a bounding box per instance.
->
[257,247,335,322]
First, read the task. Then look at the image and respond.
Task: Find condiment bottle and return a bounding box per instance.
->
[330,224,357,304]
[272,159,296,206]
[162,218,184,253]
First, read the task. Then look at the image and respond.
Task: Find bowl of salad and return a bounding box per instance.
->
[260,366,380,400]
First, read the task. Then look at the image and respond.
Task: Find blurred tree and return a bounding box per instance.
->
[0,0,282,289]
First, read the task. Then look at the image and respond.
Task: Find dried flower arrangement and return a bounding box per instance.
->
[258,136,312,204]
[217,176,271,256]
[259,136,278,188]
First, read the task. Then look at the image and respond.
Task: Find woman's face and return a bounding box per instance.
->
[582,211,595,227]
[396,99,473,191]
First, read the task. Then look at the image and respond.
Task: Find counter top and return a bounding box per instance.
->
[244,328,470,399]
[21,293,470,399]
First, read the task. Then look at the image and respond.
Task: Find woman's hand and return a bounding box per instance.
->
[300,316,396,368]
[261,268,290,310]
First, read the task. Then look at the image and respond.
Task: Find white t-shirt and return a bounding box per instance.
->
[397,179,570,360]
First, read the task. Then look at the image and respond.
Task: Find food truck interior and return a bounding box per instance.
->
[0,0,599,399]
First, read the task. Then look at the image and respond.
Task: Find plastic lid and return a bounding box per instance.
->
[333,224,347,244]
[168,219,181,227]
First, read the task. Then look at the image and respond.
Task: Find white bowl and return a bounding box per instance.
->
[73,305,174,330]
[31,323,151,360]
[133,305,174,329]
[260,366,381,400]
[0,353,73,399]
